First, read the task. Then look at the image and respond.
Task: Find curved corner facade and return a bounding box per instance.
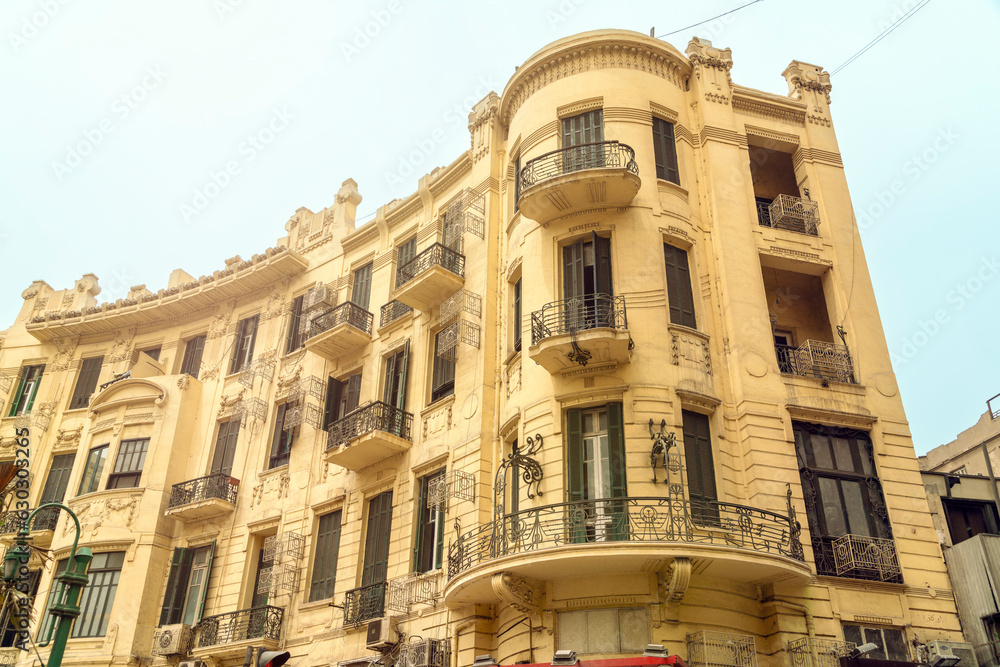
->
[0,29,961,667]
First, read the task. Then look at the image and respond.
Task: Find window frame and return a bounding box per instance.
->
[308,510,343,602]
[663,243,697,329]
[8,364,44,417]
[414,470,445,573]
[652,116,680,184]
[42,551,125,638]
[229,314,259,375]
[159,543,215,627]
[106,438,149,490]
[77,444,108,496]
[268,402,296,470]
[361,491,393,587]
[180,335,206,379]
[286,295,307,354]
[430,330,455,403]
[69,356,103,410]
[352,262,374,310]
[512,277,522,352]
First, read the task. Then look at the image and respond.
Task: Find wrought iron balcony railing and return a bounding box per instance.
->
[448,496,803,578]
[380,300,413,328]
[519,140,639,191]
[326,401,413,450]
[343,581,387,626]
[169,473,240,509]
[530,294,627,345]
[195,605,283,647]
[787,638,856,667]
[309,301,374,339]
[756,194,819,235]
[775,340,856,384]
[0,507,60,534]
[831,534,902,582]
[396,243,465,289]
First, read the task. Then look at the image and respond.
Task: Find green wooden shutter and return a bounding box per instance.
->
[159,547,193,626]
[286,296,304,353]
[682,410,718,524]
[195,541,215,622]
[563,240,585,300]
[594,233,613,297]
[362,491,393,585]
[652,118,680,184]
[413,475,428,571]
[246,315,259,365]
[211,421,239,475]
[607,403,628,541]
[323,377,343,429]
[25,366,44,413]
[398,341,409,410]
[8,373,27,417]
[567,410,586,544]
[664,244,697,328]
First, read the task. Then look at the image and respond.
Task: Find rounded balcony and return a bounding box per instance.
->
[518,141,641,225]
[443,496,811,606]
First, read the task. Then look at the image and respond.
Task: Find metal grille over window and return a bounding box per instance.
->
[832,534,902,581]
[686,631,757,667]
[436,320,481,362]
[443,189,486,243]
[440,289,482,322]
[229,396,267,425]
[427,470,475,511]
[259,531,305,595]
[787,638,855,667]
[279,375,324,429]
[396,638,451,667]
[767,194,820,235]
[238,354,277,388]
[387,571,440,613]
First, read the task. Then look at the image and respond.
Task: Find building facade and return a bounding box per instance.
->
[0,29,964,667]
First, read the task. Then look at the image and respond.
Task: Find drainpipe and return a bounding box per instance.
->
[764,597,816,667]
[453,617,486,667]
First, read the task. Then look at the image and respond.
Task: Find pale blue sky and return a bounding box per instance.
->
[1,0,997,453]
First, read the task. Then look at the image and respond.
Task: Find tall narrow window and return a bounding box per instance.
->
[180,335,206,379]
[323,373,363,429]
[230,315,259,374]
[268,402,296,469]
[383,343,409,411]
[652,117,680,184]
[286,295,306,353]
[562,110,604,172]
[396,238,417,288]
[159,543,215,626]
[309,510,343,601]
[8,365,44,417]
[512,278,522,352]
[58,551,124,637]
[211,420,240,476]
[36,453,75,528]
[362,491,393,588]
[566,403,627,542]
[414,471,445,572]
[664,243,696,329]
[681,410,717,524]
[352,263,373,310]
[107,438,149,489]
[431,331,455,402]
[77,445,108,495]
[70,357,103,409]
[563,233,613,331]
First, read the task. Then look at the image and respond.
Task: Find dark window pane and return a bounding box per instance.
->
[70,357,103,409]
[180,336,206,379]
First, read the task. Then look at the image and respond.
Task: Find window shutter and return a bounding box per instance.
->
[211,421,240,476]
[194,541,215,623]
[362,491,393,586]
[323,377,343,429]
[594,233,613,297]
[607,403,628,541]
[398,341,409,410]
[563,240,585,300]
[682,411,717,502]
[71,357,103,409]
[653,119,680,184]
[286,296,304,354]
[345,374,362,414]
[25,366,44,413]
[567,410,584,503]
[270,404,288,463]
[246,315,259,364]
[413,476,428,570]
[159,547,193,626]
[664,244,697,328]
[8,373,27,417]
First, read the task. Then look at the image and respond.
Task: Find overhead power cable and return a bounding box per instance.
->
[831,0,931,75]
[654,0,765,39]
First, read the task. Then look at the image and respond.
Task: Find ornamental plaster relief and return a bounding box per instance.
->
[66,492,143,537]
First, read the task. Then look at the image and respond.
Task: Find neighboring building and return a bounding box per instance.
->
[0,29,963,667]
[921,401,1000,477]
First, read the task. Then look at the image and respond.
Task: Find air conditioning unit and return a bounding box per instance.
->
[151,624,192,656]
[928,640,977,667]
[303,285,335,312]
[366,616,400,650]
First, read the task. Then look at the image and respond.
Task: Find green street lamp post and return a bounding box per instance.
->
[2,502,90,667]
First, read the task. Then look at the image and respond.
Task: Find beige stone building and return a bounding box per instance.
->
[0,29,965,667]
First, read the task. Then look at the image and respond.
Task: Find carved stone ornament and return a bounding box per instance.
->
[53,425,83,451]
[66,494,142,537]
[685,37,734,87]
[51,339,78,371]
[218,388,246,415]
[208,312,230,340]
[782,60,832,104]
[250,472,291,508]
[108,331,134,363]
[658,557,691,604]
[491,571,543,615]
[177,376,191,391]
[262,290,286,321]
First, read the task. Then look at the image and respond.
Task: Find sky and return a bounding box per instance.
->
[1,0,998,454]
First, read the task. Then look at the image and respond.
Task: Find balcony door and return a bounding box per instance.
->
[563,233,613,332]
[562,110,604,172]
[382,343,409,437]
[361,491,393,588]
[211,420,240,476]
[36,453,75,528]
[567,403,626,542]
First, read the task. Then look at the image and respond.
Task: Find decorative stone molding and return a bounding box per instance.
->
[177,376,191,391]
[207,312,230,340]
[556,96,603,119]
[669,325,712,375]
[422,400,454,438]
[51,339,78,371]
[491,572,543,614]
[659,557,692,603]
[469,92,499,163]
[675,388,721,413]
[66,492,143,537]
[782,61,832,104]
[261,290,287,321]
[53,425,83,451]
[108,331,134,363]
[505,358,521,398]
[686,37,733,101]
[250,472,291,508]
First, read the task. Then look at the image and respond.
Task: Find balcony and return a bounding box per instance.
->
[756,194,819,236]
[829,534,902,583]
[444,496,809,606]
[165,473,239,522]
[775,340,855,384]
[192,606,283,660]
[304,302,374,361]
[518,141,640,225]
[393,243,465,312]
[325,401,414,471]
[379,300,413,329]
[0,507,60,548]
[529,294,630,373]
[343,581,387,626]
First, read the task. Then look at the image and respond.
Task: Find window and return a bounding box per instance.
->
[562,109,604,172]
[180,335,206,378]
[352,263,373,310]
[78,445,108,495]
[383,343,409,411]
[141,348,161,362]
[43,551,125,638]
[286,295,307,354]
[211,420,241,476]
[414,471,445,572]
[107,438,149,489]
[664,243,696,328]
[159,544,215,626]
[229,314,259,374]
[682,411,718,524]
[793,422,898,581]
[558,607,648,654]
[943,498,1000,545]
[362,492,393,589]
[36,453,75,528]
[563,234,613,331]
[396,238,417,286]
[308,511,343,601]
[566,403,627,542]
[0,570,39,646]
[69,357,103,409]
[985,614,1000,664]
[652,117,680,184]
[324,373,362,429]
[8,365,44,417]
[512,278,522,352]
[431,331,455,402]
[268,402,296,469]
[842,624,908,662]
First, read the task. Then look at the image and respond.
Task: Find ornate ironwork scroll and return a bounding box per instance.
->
[169,473,239,508]
[648,418,677,483]
[530,294,628,345]
[687,631,757,667]
[264,531,305,563]
[396,638,451,667]
[396,243,465,288]
[195,606,283,647]
[437,319,481,363]
[343,581,387,626]
[787,638,855,667]
[519,140,638,190]
[387,571,439,613]
[427,470,475,511]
